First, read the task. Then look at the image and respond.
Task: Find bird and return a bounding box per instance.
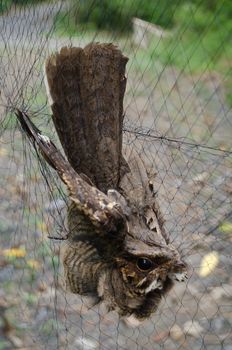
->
[16,43,187,324]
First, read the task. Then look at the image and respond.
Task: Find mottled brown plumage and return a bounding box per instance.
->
[16,43,187,323]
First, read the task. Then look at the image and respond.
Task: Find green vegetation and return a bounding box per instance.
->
[1,111,17,131]
[219,221,232,234]
[0,340,11,350]
[159,2,232,104]
[0,0,12,13]
[74,0,181,32]
[55,0,232,72]
[71,0,232,33]
[143,10,232,73]
[0,0,46,12]
[23,291,39,306]
[54,0,231,104]
[13,0,47,4]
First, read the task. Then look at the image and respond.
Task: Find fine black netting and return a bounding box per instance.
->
[0,1,232,349]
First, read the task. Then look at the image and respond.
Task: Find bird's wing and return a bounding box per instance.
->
[15,109,125,233]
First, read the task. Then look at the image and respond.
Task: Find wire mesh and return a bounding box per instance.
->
[0,1,232,349]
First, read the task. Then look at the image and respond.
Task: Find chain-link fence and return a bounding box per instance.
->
[0,1,232,349]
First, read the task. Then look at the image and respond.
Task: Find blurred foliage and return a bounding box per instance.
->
[146,1,232,104]
[54,1,232,104]
[73,0,232,32]
[12,0,47,4]
[57,1,231,70]
[75,0,180,31]
[219,221,232,234]
[0,0,47,11]
[0,0,47,13]
[0,0,12,13]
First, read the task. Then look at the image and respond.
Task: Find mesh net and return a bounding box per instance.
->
[0,1,232,349]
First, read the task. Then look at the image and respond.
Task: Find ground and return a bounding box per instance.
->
[0,2,232,350]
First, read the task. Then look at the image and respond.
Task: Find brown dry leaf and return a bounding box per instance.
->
[37,282,48,292]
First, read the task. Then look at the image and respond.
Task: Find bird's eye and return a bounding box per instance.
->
[136,257,153,271]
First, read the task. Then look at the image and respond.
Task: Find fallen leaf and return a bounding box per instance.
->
[219,144,228,151]
[198,251,219,277]
[37,222,49,233]
[0,147,8,157]
[3,247,26,258]
[27,259,40,270]
[219,222,232,234]
[37,282,48,292]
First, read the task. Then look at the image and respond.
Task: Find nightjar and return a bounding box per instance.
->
[16,43,187,323]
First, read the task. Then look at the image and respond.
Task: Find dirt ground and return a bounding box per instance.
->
[0,3,232,350]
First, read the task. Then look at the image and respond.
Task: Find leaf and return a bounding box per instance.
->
[219,221,232,234]
[198,251,219,277]
[0,147,8,157]
[3,248,26,258]
[23,292,38,306]
[27,259,40,270]
[37,222,49,233]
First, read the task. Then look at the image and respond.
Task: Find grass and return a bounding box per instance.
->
[0,341,11,350]
[23,291,39,306]
[0,0,12,13]
[0,0,48,13]
[1,112,18,131]
[40,319,54,336]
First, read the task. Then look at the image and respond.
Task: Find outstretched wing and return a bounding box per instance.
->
[15,109,125,233]
[44,44,129,193]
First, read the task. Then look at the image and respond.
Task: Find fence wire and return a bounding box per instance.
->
[0,1,232,349]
